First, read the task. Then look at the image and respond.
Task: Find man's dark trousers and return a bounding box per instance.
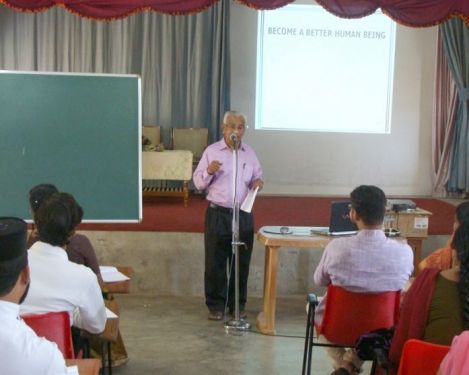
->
[204,204,254,313]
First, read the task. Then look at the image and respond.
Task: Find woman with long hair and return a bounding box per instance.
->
[389,220,469,369]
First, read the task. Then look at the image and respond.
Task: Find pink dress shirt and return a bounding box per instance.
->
[313,229,414,325]
[193,139,262,208]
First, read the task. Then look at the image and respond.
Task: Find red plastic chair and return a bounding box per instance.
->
[302,285,400,375]
[397,339,450,375]
[22,311,75,359]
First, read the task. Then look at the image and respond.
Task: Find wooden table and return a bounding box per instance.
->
[101,300,119,375]
[102,266,133,294]
[406,237,426,273]
[256,227,330,335]
[66,359,101,375]
[82,300,119,375]
[99,266,132,374]
[255,226,425,335]
[385,208,432,272]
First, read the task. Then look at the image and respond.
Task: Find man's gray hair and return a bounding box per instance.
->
[223,111,247,124]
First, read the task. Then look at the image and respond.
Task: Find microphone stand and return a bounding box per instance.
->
[225,136,251,335]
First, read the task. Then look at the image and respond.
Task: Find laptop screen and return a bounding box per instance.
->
[329,201,358,234]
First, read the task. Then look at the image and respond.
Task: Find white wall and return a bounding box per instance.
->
[230,3,438,196]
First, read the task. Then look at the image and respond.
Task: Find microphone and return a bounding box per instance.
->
[230,133,238,144]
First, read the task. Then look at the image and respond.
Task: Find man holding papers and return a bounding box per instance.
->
[193,111,263,321]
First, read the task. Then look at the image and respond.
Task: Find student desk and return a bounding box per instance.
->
[82,300,119,375]
[102,266,133,294]
[66,359,101,375]
[255,227,425,335]
[100,266,132,374]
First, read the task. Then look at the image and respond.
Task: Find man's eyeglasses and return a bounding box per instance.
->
[224,123,246,131]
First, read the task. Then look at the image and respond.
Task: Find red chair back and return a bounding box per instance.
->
[22,311,75,359]
[316,285,400,346]
[397,339,450,375]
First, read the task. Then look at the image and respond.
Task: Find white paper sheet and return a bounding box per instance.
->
[240,186,259,213]
[66,366,79,375]
[99,266,130,282]
[106,307,118,319]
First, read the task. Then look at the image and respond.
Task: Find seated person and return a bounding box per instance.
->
[389,221,469,370]
[20,192,106,335]
[437,331,469,375]
[28,185,128,365]
[417,201,469,273]
[0,217,67,375]
[28,184,103,285]
[27,183,59,248]
[314,185,414,375]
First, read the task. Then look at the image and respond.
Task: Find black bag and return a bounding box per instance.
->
[354,327,395,361]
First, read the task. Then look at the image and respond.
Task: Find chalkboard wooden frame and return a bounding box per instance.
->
[0,70,142,222]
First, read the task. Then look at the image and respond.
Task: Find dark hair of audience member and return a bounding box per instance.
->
[0,219,28,296]
[456,201,469,226]
[36,193,79,247]
[28,184,59,218]
[452,221,469,329]
[0,258,26,296]
[59,192,83,228]
[350,185,386,226]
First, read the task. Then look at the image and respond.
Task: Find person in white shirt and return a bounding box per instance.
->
[21,193,106,336]
[0,217,67,375]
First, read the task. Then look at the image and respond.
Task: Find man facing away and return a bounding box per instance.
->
[193,111,264,320]
[0,217,68,375]
[20,192,106,335]
[313,185,414,375]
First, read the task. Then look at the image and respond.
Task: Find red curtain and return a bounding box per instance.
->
[235,0,293,10]
[0,0,221,18]
[1,0,469,26]
[315,0,469,27]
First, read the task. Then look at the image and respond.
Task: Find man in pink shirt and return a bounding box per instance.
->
[313,185,414,375]
[193,111,263,321]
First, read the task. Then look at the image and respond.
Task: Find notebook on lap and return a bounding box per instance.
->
[310,201,358,236]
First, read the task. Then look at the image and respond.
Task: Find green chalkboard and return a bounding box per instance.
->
[0,71,141,222]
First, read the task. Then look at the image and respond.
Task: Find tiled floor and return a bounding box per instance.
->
[111,294,340,375]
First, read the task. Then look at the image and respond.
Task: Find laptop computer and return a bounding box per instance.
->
[310,201,358,236]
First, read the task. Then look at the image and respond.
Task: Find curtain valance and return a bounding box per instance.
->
[315,0,469,27]
[0,0,221,18]
[2,0,469,26]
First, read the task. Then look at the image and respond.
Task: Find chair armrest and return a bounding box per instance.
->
[307,293,319,306]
